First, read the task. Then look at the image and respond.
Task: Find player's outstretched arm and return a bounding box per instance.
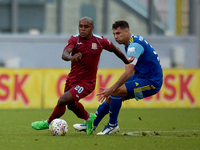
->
[97,63,135,102]
[108,44,134,64]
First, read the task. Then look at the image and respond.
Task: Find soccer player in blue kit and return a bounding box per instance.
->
[73,20,163,135]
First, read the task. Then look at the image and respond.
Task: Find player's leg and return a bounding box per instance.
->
[93,81,129,131]
[109,95,122,126]
[94,100,110,127]
[97,78,161,135]
[97,95,122,135]
[73,100,110,132]
[31,91,74,130]
[68,102,89,120]
[96,80,131,135]
[125,78,161,101]
[93,78,132,132]
[67,101,96,134]
[47,91,74,123]
[73,84,128,134]
[67,83,96,135]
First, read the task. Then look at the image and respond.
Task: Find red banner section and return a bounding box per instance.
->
[0,68,199,108]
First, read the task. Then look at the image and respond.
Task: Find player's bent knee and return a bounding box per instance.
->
[57,97,72,106]
[57,98,67,106]
[67,103,77,111]
[58,92,74,106]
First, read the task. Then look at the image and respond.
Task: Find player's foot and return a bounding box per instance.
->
[73,122,97,132]
[86,113,96,135]
[31,120,49,130]
[97,124,120,135]
[73,123,87,132]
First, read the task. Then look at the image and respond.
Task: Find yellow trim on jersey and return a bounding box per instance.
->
[129,37,134,44]
[134,85,155,93]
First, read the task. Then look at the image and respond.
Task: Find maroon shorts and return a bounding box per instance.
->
[64,80,95,105]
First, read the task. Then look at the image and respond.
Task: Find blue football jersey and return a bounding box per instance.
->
[125,35,163,86]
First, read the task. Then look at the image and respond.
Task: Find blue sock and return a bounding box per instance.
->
[93,101,110,127]
[109,95,122,126]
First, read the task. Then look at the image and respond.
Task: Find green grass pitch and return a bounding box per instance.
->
[0,108,200,150]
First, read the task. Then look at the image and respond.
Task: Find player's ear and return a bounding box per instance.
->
[125,28,129,34]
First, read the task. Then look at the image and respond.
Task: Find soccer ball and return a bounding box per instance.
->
[49,118,68,136]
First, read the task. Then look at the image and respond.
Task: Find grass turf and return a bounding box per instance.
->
[0,108,200,150]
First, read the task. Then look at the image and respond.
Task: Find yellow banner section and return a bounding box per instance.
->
[0,68,200,108]
[42,69,125,108]
[43,69,200,108]
[42,69,70,108]
[124,69,200,108]
[0,69,42,108]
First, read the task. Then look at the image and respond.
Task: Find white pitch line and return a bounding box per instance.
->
[123,130,199,133]
[121,130,199,138]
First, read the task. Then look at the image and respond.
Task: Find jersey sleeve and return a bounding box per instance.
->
[127,43,144,59]
[64,36,77,50]
[101,36,113,50]
[127,43,144,65]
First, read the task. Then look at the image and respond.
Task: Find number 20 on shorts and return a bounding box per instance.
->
[74,85,84,94]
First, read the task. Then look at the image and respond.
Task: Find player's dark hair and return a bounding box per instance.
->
[112,20,129,30]
[80,16,94,26]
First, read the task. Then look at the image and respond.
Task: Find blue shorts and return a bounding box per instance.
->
[125,75,162,101]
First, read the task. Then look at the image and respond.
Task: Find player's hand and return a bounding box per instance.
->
[96,87,113,103]
[127,55,134,63]
[71,52,82,61]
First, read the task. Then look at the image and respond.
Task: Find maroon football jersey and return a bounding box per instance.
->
[64,34,113,86]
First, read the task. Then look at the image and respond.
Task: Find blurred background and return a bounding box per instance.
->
[0,0,199,69]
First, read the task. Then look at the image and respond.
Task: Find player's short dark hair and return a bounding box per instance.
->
[80,16,94,26]
[112,20,129,30]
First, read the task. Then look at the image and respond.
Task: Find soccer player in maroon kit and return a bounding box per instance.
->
[31,17,133,135]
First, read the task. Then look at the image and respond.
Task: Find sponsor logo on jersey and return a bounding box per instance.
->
[77,42,83,45]
[92,43,97,50]
[135,82,139,86]
[128,47,135,53]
